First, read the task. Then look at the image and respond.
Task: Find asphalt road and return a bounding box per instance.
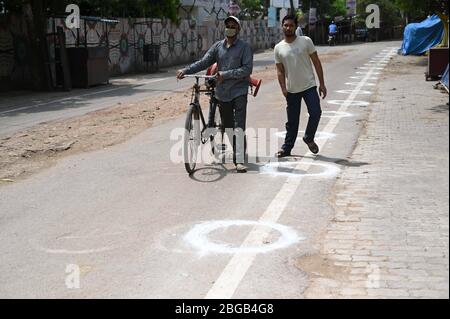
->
[0,41,401,298]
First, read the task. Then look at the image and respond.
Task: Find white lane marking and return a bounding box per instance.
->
[0,78,167,115]
[346,82,376,87]
[328,100,370,107]
[260,162,341,178]
[321,111,354,118]
[185,220,303,255]
[359,67,384,70]
[275,131,337,140]
[336,89,372,95]
[356,71,381,75]
[205,49,396,300]
[365,63,387,66]
[350,76,379,80]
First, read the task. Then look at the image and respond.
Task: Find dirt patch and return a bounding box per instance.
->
[384,54,428,76]
[318,49,354,63]
[296,254,350,280]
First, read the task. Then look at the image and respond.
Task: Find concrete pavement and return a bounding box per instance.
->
[303,54,449,299]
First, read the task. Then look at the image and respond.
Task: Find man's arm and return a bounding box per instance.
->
[310,52,327,99]
[177,44,217,79]
[276,63,288,98]
[220,44,253,80]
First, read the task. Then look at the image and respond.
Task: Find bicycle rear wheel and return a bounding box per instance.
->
[184,104,201,174]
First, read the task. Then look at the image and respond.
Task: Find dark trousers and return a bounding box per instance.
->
[219,95,248,164]
[283,86,322,152]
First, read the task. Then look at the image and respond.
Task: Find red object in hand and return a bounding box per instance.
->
[250,77,262,97]
[206,63,218,76]
[207,63,262,97]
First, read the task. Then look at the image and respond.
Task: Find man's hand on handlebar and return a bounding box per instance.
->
[216,72,224,84]
[176,70,185,80]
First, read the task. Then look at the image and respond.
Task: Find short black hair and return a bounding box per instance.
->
[282,15,298,26]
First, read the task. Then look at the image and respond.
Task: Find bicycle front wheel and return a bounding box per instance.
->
[184,104,201,174]
[209,101,225,156]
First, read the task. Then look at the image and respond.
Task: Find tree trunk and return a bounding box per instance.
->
[23,0,52,91]
[289,0,295,15]
[437,12,449,47]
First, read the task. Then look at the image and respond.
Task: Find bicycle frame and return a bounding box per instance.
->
[182,74,224,174]
[184,75,219,143]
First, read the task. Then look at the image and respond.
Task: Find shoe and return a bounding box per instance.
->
[236,164,247,173]
[303,138,319,154]
[275,150,291,158]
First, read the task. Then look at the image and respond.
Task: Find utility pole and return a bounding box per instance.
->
[289,0,295,15]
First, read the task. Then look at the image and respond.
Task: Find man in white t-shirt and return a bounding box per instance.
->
[274,15,327,157]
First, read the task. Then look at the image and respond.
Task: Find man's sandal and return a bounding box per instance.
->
[275,150,291,158]
[303,138,319,154]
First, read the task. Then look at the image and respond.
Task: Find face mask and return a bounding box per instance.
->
[225,28,237,38]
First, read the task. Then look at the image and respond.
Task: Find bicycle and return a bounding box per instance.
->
[182,74,225,175]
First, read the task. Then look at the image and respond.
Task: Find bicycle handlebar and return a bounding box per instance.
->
[183,74,217,79]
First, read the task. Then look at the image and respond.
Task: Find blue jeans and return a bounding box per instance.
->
[282,86,322,152]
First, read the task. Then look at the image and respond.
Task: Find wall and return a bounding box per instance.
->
[0,15,282,90]
[0,14,33,90]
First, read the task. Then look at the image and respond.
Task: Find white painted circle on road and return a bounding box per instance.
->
[321,111,354,118]
[184,220,303,254]
[275,131,336,140]
[328,100,370,107]
[260,162,341,178]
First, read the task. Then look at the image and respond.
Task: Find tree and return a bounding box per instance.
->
[395,0,448,46]
[239,0,265,20]
[330,0,347,18]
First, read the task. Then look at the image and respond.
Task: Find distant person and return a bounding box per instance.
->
[328,21,338,46]
[295,21,303,37]
[329,21,338,36]
[274,15,327,157]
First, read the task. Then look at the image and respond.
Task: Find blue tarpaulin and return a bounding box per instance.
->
[400,15,444,55]
[441,64,449,91]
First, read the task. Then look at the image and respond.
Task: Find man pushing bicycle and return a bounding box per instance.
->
[177,16,253,173]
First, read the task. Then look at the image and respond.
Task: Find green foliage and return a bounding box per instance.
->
[299,0,347,19]
[355,0,402,27]
[1,0,180,20]
[240,0,265,19]
[395,0,448,19]
[330,0,347,18]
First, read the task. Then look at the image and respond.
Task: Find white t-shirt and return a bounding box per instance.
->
[274,36,317,94]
